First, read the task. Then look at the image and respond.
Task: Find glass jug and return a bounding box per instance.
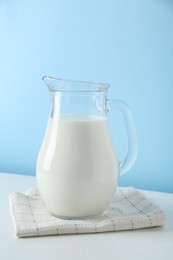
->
[36,76,137,219]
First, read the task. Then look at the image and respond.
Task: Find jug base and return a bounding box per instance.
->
[49,211,105,220]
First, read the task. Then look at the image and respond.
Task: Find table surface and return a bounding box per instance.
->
[0,172,173,260]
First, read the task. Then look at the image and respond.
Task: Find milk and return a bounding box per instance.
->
[36,115,119,218]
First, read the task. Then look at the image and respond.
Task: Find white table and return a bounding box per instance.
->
[0,172,173,260]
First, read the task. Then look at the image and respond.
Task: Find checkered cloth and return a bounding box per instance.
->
[9,187,166,238]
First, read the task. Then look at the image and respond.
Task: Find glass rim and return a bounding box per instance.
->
[42,76,110,92]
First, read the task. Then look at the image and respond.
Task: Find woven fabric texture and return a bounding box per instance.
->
[9,187,166,237]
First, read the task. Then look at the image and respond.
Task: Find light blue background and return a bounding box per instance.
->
[0,0,173,192]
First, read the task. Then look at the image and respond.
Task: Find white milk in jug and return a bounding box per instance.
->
[36,115,119,218]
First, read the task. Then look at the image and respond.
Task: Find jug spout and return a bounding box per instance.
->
[42,76,109,93]
[42,76,62,92]
[42,76,50,86]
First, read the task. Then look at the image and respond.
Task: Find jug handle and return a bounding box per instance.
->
[106,99,137,176]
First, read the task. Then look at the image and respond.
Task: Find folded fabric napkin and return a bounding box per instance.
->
[9,187,166,238]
